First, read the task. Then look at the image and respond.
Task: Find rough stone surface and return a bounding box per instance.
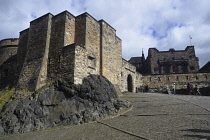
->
[146,46,199,74]
[142,72,210,92]
[0,75,130,136]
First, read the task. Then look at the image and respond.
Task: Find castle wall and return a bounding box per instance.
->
[99,20,122,85]
[59,44,88,85]
[17,29,29,74]
[59,44,76,84]
[0,46,18,65]
[75,14,86,46]
[142,73,210,90]
[17,13,53,91]
[148,46,199,74]
[0,55,18,88]
[1,11,145,93]
[0,38,19,47]
[48,12,70,79]
[115,37,123,86]
[48,11,76,80]
[121,59,138,92]
[0,38,18,65]
[85,14,101,75]
[64,11,75,46]
[74,45,88,84]
[75,13,101,75]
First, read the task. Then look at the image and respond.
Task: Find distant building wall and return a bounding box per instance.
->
[143,73,210,90]
[0,55,18,88]
[121,59,139,92]
[0,38,18,65]
[147,46,199,74]
[0,38,19,47]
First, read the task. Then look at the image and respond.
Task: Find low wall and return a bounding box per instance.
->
[142,73,210,91]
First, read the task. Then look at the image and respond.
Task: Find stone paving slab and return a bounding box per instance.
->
[1,93,210,140]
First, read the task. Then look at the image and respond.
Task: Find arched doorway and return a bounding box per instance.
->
[127,74,133,92]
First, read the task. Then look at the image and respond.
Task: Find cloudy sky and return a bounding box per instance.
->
[1,0,210,67]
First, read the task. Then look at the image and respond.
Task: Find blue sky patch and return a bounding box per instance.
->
[31,13,37,19]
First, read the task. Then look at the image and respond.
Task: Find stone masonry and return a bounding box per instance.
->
[0,11,137,93]
[146,46,199,74]
[0,10,209,93]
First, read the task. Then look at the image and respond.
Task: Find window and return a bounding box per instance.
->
[88,56,96,69]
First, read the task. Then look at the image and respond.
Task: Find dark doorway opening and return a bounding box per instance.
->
[127,74,133,92]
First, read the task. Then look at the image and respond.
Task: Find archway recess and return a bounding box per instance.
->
[127,74,133,92]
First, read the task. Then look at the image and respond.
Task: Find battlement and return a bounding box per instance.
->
[149,46,195,54]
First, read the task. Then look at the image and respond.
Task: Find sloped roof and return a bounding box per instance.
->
[199,61,210,72]
[128,57,143,64]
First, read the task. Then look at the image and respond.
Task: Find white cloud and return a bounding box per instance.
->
[0,0,210,67]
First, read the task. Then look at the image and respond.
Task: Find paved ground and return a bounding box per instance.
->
[1,93,210,140]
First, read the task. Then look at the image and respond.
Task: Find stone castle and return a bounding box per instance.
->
[0,10,210,93]
[129,46,199,74]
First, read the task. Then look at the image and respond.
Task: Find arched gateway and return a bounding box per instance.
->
[127,74,133,92]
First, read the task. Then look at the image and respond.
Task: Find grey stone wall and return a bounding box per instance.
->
[17,13,53,91]
[75,13,86,46]
[59,44,76,84]
[0,47,17,66]
[0,38,18,66]
[99,20,122,85]
[147,46,199,74]
[0,38,19,47]
[1,10,144,93]
[74,45,88,84]
[85,13,101,75]
[48,12,67,79]
[121,59,138,92]
[64,11,75,46]
[0,55,18,88]
[142,73,210,90]
[17,29,29,75]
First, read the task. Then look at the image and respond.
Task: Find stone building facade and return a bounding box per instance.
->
[143,72,210,90]
[0,11,139,93]
[146,46,199,74]
[128,50,146,74]
[0,10,209,94]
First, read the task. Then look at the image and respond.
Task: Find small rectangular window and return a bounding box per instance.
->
[88,56,96,69]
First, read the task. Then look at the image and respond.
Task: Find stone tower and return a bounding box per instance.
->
[16,11,122,91]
